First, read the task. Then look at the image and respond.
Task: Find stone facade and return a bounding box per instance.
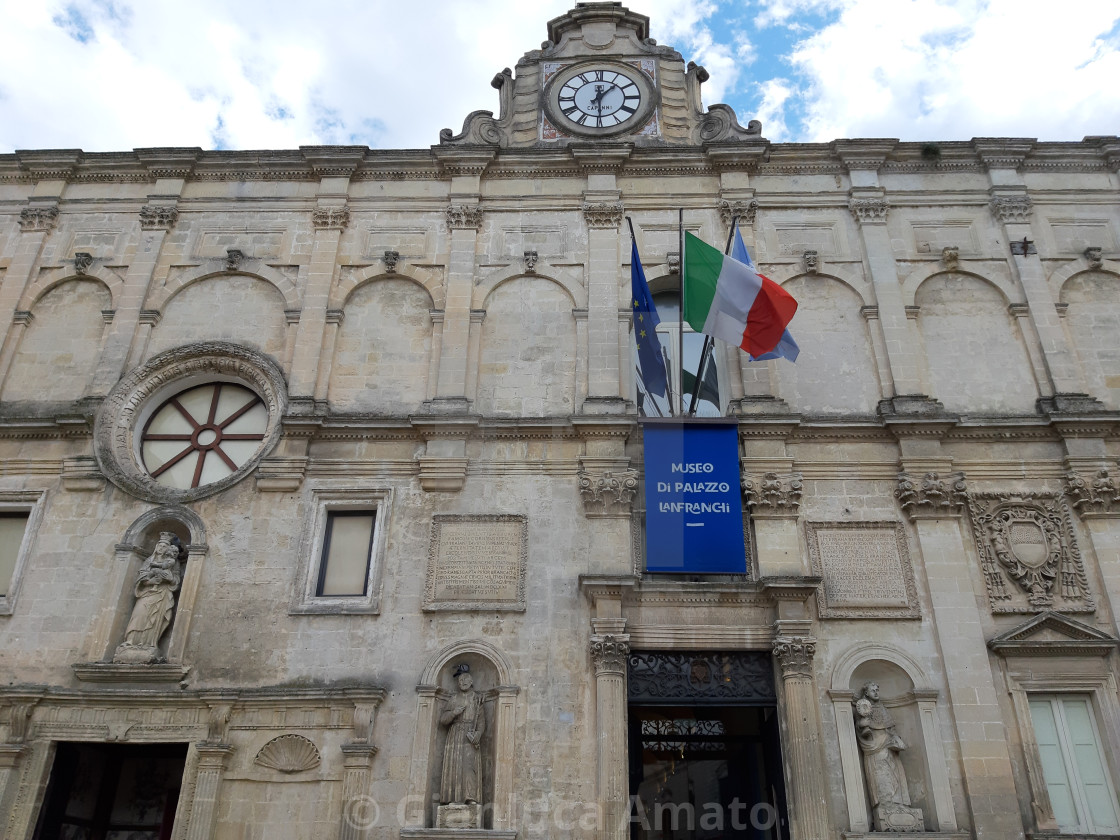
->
[1,4,1119,839]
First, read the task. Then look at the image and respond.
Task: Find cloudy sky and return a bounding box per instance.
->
[1,0,1118,154]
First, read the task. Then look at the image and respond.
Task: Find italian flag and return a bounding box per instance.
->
[683,232,798,357]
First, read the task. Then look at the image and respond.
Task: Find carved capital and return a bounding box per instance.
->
[224,248,244,272]
[139,204,178,230]
[743,472,802,519]
[578,468,638,519]
[590,633,630,675]
[523,250,538,274]
[19,205,59,232]
[803,250,819,274]
[382,249,399,272]
[718,199,758,228]
[773,635,816,679]
[896,471,968,519]
[74,252,94,275]
[941,246,959,270]
[1085,246,1103,269]
[1066,468,1120,518]
[581,202,624,229]
[848,198,889,224]
[990,195,1033,224]
[446,204,483,230]
[312,205,350,230]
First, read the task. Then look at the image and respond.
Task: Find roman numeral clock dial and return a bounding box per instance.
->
[547,63,652,137]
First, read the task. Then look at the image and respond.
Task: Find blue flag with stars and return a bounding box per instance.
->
[630,238,668,398]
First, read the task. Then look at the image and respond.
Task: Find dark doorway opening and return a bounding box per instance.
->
[33,741,188,840]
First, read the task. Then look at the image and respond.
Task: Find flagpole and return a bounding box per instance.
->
[678,208,684,418]
[687,215,739,416]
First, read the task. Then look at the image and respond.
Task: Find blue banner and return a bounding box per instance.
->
[642,421,746,573]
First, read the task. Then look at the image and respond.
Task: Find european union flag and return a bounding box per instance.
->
[630,239,668,398]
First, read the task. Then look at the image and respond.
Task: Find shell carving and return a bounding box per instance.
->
[254,734,321,774]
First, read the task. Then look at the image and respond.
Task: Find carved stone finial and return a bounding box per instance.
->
[312,206,350,231]
[990,195,1033,224]
[895,471,968,519]
[849,198,889,224]
[772,635,816,679]
[590,634,630,675]
[743,472,803,518]
[224,249,244,272]
[1085,246,1103,269]
[523,250,538,274]
[446,204,483,230]
[581,202,625,229]
[803,250,819,274]
[578,468,638,518]
[382,250,400,272]
[19,205,59,233]
[941,246,959,270]
[1066,468,1120,517]
[139,204,178,230]
[74,252,94,275]
[718,199,759,228]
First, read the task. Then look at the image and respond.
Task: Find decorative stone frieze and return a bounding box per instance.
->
[772,635,816,679]
[578,467,638,518]
[312,205,350,230]
[382,249,399,272]
[990,195,1033,223]
[589,633,630,675]
[895,472,968,519]
[627,651,776,703]
[224,248,244,271]
[848,197,889,224]
[803,250,819,274]
[718,198,759,227]
[581,202,625,229]
[1085,246,1103,269]
[18,205,59,232]
[523,249,538,273]
[138,204,178,230]
[446,204,483,230]
[1065,468,1120,518]
[941,246,959,270]
[73,252,93,275]
[743,472,803,518]
[968,492,1094,613]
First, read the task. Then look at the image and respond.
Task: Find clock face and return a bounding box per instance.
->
[556,68,643,129]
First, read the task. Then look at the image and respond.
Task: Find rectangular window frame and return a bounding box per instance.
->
[290,486,391,615]
[0,490,46,616]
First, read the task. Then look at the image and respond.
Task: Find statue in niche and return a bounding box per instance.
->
[436,663,486,829]
[854,682,924,832]
[113,532,182,665]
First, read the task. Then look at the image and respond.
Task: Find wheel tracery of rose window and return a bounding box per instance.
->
[140,383,268,489]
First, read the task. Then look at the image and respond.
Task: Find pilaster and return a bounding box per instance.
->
[589,625,630,840]
[1065,464,1120,631]
[181,742,233,840]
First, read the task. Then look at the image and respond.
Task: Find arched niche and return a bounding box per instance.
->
[405,640,519,833]
[1058,269,1120,409]
[829,644,957,834]
[83,506,209,671]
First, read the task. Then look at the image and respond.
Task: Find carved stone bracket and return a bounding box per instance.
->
[523,250,538,273]
[5,697,41,743]
[446,204,483,230]
[578,467,638,519]
[803,250,819,274]
[743,472,803,519]
[772,635,816,680]
[666,251,680,275]
[1085,246,1103,269]
[941,246,959,270]
[589,633,630,676]
[312,206,350,231]
[718,199,759,228]
[382,250,400,272]
[582,202,625,229]
[990,195,1033,224]
[139,204,178,230]
[1065,468,1120,518]
[19,205,59,232]
[74,252,94,275]
[895,471,968,520]
[849,198,889,224]
[224,249,244,272]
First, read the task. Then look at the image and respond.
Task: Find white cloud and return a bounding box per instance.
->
[754,79,794,140]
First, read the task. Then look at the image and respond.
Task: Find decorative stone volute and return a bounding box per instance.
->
[990,195,1033,224]
[582,202,625,229]
[312,205,350,230]
[772,635,816,679]
[743,472,802,518]
[589,634,630,675]
[578,467,638,518]
[1065,468,1120,518]
[139,204,178,230]
[446,204,483,230]
[896,471,968,519]
[718,198,758,228]
[849,197,889,224]
[19,205,59,232]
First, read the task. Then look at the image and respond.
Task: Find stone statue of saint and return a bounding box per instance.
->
[113,532,182,664]
[437,664,486,828]
[854,681,924,831]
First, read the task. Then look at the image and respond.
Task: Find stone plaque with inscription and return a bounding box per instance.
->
[424,515,527,611]
[806,521,919,619]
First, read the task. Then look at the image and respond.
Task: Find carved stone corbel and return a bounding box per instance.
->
[523,250,538,274]
[941,246,959,270]
[848,198,889,224]
[1085,246,1103,269]
[19,205,59,233]
[5,698,40,743]
[312,206,350,231]
[74,252,94,275]
[382,250,400,272]
[772,635,816,680]
[803,250,819,274]
[589,634,630,676]
[224,249,244,272]
[743,472,802,519]
[578,467,638,519]
[582,202,625,229]
[990,195,1033,224]
[446,204,483,231]
[895,471,968,519]
[1065,468,1120,518]
[139,204,178,230]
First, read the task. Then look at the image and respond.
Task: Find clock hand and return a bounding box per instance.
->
[591,84,618,112]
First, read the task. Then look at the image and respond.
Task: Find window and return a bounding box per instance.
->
[316,511,376,596]
[636,291,722,417]
[1030,695,1120,834]
[0,492,44,615]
